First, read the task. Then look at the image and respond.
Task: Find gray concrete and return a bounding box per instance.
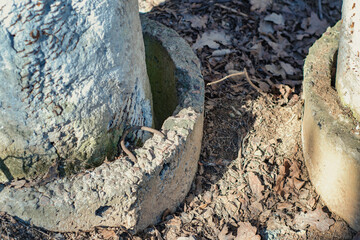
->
[0,16,204,233]
[302,22,360,231]
[336,0,360,121]
[0,0,152,182]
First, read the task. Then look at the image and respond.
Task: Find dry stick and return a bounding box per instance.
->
[207,71,245,86]
[120,126,165,164]
[243,68,266,96]
[214,3,249,18]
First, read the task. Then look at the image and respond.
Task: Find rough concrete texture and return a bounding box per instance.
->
[0,0,152,182]
[336,0,360,121]
[138,0,166,13]
[0,17,204,233]
[302,22,360,231]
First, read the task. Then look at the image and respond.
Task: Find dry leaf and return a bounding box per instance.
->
[262,35,290,57]
[306,12,329,36]
[264,13,285,25]
[274,160,290,194]
[212,49,232,57]
[219,225,235,240]
[177,236,196,240]
[98,228,119,240]
[167,217,182,227]
[289,160,301,179]
[277,202,293,210]
[250,0,272,12]
[192,30,231,50]
[249,201,264,216]
[258,20,274,34]
[265,64,286,79]
[293,207,335,232]
[10,179,26,189]
[248,172,264,199]
[280,61,296,76]
[183,14,208,29]
[235,222,261,240]
[274,84,294,102]
[293,178,305,190]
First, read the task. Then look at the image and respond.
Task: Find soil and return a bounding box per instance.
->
[1,0,358,239]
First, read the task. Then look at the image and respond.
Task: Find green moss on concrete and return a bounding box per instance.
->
[1,31,181,183]
[144,34,178,129]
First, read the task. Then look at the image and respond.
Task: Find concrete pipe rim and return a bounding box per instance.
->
[0,16,204,233]
[302,21,360,231]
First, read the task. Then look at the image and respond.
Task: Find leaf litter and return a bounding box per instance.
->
[0,0,357,240]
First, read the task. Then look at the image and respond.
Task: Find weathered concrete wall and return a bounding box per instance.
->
[0,17,204,233]
[336,0,360,120]
[0,0,152,182]
[303,23,360,231]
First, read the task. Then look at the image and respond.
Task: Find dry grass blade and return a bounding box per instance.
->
[207,71,245,86]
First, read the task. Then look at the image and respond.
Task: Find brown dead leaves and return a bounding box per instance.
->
[274,159,305,200]
[248,172,264,199]
[293,207,335,232]
[219,222,261,240]
[192,30,232,50]
[250,0,272,12]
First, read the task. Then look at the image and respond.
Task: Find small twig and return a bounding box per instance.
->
[120,126,165,164]
[243,68,266,96]
[207,71,245,86]
[214,3,249,18]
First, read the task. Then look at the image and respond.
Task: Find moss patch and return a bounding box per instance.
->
[143,34,178,129]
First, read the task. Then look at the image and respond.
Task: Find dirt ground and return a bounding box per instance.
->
[1,0,358,239]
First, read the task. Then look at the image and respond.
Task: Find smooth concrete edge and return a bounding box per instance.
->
[302,22,360,231]
[0,17,204,233]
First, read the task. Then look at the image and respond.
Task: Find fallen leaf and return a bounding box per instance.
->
[235,222,261,240]
[219,225,235,240]
[250,0,272,12]
[192,30,231,50]
[262,35,290,57]
[293,178,305,190]
[293,207,335,232]
[167,217,182,227]
[296,33,310,40]
[264,13,285,25]
[280,61,296,76]
[250,42,265,58]
[277,202,293,210]
[273,84,294,102]
[265,64,286,79]
[212,49,232,57]
[203,191,213,203]
[10,179,26,189]
[258,20,274,34]
[183,14,208,29]
[248,172,264,199]
[274,160,290,194]
[289,160,301,179]
[306,12,329,36]
[177,236,196,240]
[98,228,119,240]
[249,201,263,216]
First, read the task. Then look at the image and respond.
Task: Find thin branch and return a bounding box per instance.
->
[243,68,266,95]
[207,71,245,86]
[120,126,165,164]
[214,3,249,18]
